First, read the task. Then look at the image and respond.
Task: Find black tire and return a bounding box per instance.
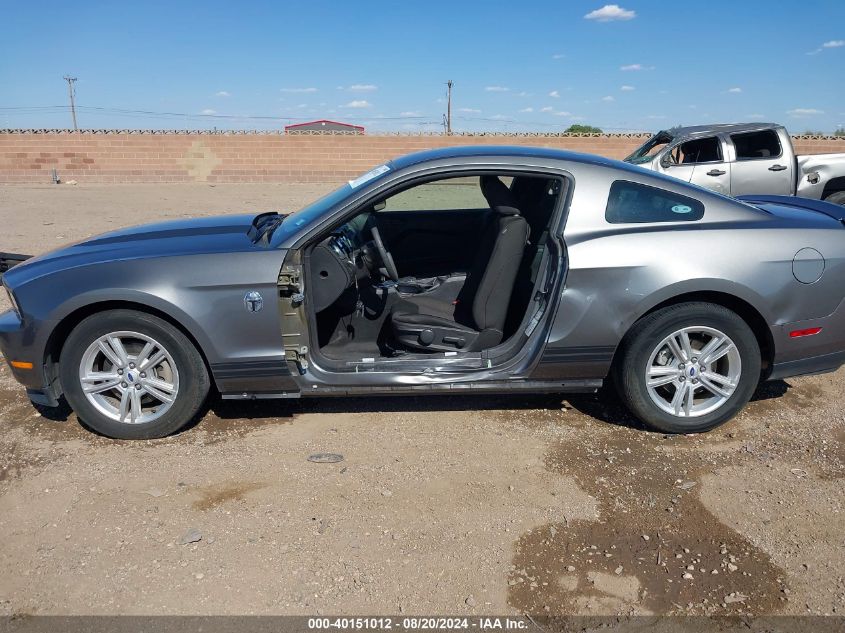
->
[614,302,761,434]
[60,309,210,439]
[823,190,845,206]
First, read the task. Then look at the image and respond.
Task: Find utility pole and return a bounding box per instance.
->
[445,80,453,135]
[63,76,78,131]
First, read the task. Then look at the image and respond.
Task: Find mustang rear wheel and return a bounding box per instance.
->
[615,302,760,433]
[61,310,210,439]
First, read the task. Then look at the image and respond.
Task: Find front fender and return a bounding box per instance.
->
[47,288,218,363]
[12,250,287,370]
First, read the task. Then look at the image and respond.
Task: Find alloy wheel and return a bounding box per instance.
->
[645,326,741,418]
[78,331,180,425]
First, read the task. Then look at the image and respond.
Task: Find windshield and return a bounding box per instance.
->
[281,184,354,232]
[625,131,674,164]
[269,163,394,246]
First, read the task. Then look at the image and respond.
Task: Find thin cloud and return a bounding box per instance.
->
[727,87,742,93]
[519,107,534,113]
[515,91,531,97]
[540,106,554,112]
[620,85,635,91]
[601,95,615,102]
[346,84,378,92]
[400,111,423,117]
[485,86,510,92]
[281,87,318,93]
[214,91,231,97]
[746,113,766,119]
[552,111,573,117]
[552,53,566,59]
[489,114,511,120]
[343,100,372,108]
[584,4,636,22]
[620,64,654,71]
[647,114,667,119]
[807,40,844,55]
[787,108,824,117]
[458,107,481,113]
[549,90,560,98]
[199,109,216,115]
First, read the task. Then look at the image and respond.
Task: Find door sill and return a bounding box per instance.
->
[308,379,602,397]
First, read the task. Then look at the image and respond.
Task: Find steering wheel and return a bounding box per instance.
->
[370,226,399,282]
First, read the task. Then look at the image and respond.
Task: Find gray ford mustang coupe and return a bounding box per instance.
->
[2,146,845,439]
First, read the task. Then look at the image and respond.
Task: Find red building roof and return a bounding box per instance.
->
[284,119,365,133]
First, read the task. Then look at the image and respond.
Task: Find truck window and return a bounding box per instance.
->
[730,130,782,160]
[671,136,722,164]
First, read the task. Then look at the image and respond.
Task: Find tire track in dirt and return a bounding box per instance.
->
[504,391,802,616]
[505,378,844,615]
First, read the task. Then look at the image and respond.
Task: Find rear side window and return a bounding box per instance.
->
[731,130,782,160]
[605,180,705,224]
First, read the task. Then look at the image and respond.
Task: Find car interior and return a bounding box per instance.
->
[672,137,722,164]
[304,173,566,365]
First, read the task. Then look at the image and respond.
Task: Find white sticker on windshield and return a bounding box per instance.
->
[671,204,693,214]
[348,164,390,189]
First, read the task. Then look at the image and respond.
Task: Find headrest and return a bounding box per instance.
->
[510,176,548,209]
[480,175,521,215]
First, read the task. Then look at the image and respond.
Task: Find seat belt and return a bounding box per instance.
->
[524,236,553,337]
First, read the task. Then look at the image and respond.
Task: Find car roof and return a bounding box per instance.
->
[389,144,641,175]
[663,122,782,138]
[385,144,764,212]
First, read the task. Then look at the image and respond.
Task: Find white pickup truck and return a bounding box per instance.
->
[624,122,845,205]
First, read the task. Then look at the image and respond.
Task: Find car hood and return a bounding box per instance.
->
[4,214,280,287]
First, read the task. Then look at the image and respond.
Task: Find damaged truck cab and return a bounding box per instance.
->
[624,122,845,205]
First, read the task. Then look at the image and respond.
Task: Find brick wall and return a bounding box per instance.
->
[1,132,843,184]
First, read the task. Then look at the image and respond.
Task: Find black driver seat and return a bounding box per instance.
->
[390,176,529,352]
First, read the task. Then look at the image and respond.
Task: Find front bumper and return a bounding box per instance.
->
[0,309,60,405]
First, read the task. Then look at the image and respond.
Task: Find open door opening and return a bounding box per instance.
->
[303,172,569,371]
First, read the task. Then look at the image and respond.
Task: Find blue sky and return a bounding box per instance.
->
[1,1,843,133]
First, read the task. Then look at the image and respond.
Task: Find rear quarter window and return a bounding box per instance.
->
[605,180,705,224]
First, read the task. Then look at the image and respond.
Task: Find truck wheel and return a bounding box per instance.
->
[60,309,210,439]
[614,302,760,434]
[823,191,845,206]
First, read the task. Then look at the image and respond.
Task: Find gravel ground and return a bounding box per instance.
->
[0,183,843,616]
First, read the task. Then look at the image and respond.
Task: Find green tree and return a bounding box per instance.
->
[565,124,603,134]
[834,127,845,137]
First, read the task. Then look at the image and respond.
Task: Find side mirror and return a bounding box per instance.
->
[660,153,673,168]
[372,200,386,211]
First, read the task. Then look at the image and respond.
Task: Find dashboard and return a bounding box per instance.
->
[308,212,376,312]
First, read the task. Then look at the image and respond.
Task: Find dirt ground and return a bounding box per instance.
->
[0,183,843,617]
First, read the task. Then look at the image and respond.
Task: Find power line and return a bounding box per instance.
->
[0,103,645,133]
[63,76,78,131]
[0,105,435,123]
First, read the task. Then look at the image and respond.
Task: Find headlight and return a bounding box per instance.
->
[2,282,21,319]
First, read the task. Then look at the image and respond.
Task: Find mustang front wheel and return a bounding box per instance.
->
[61,310,210,439]
[615,302,760,433]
